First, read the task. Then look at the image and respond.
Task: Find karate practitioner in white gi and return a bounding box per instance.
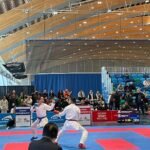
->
[53,98,88,149]
[30,96,55,141]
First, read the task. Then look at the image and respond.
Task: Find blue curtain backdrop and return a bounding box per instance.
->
[32,73,101,97]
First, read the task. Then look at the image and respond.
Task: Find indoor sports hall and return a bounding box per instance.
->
[0,0,150,150]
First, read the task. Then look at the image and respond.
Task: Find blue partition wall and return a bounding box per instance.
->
[32,73,101,97]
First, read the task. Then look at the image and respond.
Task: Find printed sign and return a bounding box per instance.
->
[16,107,31,127]
[92,110,118,122]
[32,112,65,125]
[78,106,91,125]
[118,110,140,123]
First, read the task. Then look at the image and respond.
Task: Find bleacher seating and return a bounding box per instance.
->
[110,73,150,99]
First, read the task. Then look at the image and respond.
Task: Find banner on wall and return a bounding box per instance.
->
[16,107,31,127]
[118,110,140,123]
[78,105,91,125]
[92,110,118,122]
[0,114,15,126]
[32,112,65,125]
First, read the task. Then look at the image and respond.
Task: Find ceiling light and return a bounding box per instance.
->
[103,26,106,29]
[91,6,94,9]
[130,21,134,24]
[146,35,149,37]
[52,11,58,15]
[145,0,149,3]
[139,28,143,31]
[63,48,66,51]
[107,9,111,13]
[56,32,59,34]
[117,13,122,16]
[115,31,119,34]
[97,1,102,4]
[62,16,66,19]
[92,36,95,39]
[83,21,87,24]
[78,48,81,51]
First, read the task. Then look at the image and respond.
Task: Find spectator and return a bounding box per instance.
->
[78,89,85,101]
[0,96,8,113]
[87,90,96,101]
[24,96,32,107]
[57,90,64,100]
[63,89,72,99]
[43,89,48,98]
[117,84,124,92]
[9,90,18,113]
[49,90,55,99]
[28,122,62,150]
[95,91,101,100]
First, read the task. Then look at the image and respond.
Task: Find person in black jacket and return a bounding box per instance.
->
[28,122,62,150]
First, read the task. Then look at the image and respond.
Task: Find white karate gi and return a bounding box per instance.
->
[31,103,55,137]
[56,104,88,144]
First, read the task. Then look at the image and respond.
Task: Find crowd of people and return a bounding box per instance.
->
[0,82,149,115]
[0,89,106,113]
[109,82,149,115]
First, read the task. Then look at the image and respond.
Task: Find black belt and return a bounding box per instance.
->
[67,119,77,121]
[38,116,46,123]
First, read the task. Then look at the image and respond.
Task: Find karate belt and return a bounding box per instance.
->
[37,116,47,123]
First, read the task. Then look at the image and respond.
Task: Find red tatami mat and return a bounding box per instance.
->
[96,138,139,150]
[0,130,42,136]
[4,142,29,150]
[132,128,150,137]
[0,128,134,135]
[67,128,133,133]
